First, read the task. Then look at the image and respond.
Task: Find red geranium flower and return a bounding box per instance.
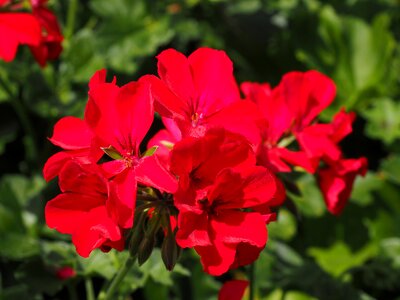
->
[45,161,124,257]
[175,165,278,275]
[144,47,261,146]
[242,71,339,173]
[29,0,63,66]
[170,128,256,206]
[85,70,177,228]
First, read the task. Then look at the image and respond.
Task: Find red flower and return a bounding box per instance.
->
[318,157,367,215]
[170,128,256,206]
[45,161,124,257]
[145,47,261,146]
[56,266,76,280]
[242,71,339,173]
[175,165,278,275]
[29,0,63,66]
[218,280,248,300]
[0,12,41,62]
[85,70,177,228]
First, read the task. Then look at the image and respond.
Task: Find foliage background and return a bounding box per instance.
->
[0,0,399,299]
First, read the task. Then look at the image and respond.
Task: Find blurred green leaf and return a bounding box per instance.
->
[351,172,383,206]
[381,155,400,185]
[308,241,377,277]
[296,6,397,114]
[0,233,40,260]
[79,250,118,280]
[268,209,297,241]
[362,98,400,145]
[290,173,325,217]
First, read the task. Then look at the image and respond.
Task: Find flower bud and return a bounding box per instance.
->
[161,233,181,271]
[137,236,156,266]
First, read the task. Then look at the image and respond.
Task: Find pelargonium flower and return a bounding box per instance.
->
[175,165,279,275]
[144,47,261,146]
[45,161,124,257]
[170,128,256,205]
[29,0,63,66]
[170,129,283,275]
[85,70,177,228]
[242,71,337,173]
[318,157,367,215]
[0,12,41,62]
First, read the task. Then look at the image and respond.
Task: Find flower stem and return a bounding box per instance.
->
[85,277,95,300]
[249,262,255,300]
[65,0,78,40]
[97,256,135,300]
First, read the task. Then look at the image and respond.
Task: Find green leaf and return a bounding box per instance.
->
[290,173,325,217]
[381,155,400,185]
[0,233,40,260]
[351,172,383,206]
[79,250,118,280]
[308,241,377,277]
[268,209,297,241]
[362,98,400,145]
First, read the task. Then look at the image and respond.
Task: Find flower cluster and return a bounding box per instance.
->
[0,0,62,66]
[44,48,366,276]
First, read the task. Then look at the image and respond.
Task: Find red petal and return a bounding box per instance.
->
[318,157,367,215]
[0,13,41,62]
[170,128,256,187]
[296,124,341,161]
[218,280,248,300]
[188,48,240,114]
[241,81,291,144]
[280,71,336,130]
[208,166,277,209]
[49,116,93,150]
[157,48,195,104]
[43,151,71,181]
[211,210,267,248]
[175,204,211,248]
[135,154,178,193]
[45,193,105,234]
[143,74,187,120]
[205,100,262,147]
[72,206,123,257]
[108,169,137,228]
[58,161,107,196]
[195,238,236,276]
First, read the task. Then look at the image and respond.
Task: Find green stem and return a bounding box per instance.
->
[249,262,255,300]
[85,278,95,300]
[65,0,78,40]
[0,75,38,165]
[97,256,135,300]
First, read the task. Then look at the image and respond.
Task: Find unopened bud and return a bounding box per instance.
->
[161,233,181,271]
[129,212,146,258]
[137,236,156,266]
